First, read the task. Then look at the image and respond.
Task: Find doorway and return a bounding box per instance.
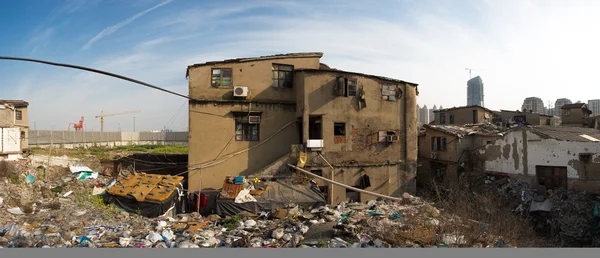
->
[309,116,323,140]
[535,166,568,189]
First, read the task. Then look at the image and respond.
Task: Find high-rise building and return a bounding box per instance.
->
[554,98,572,116]
[429,105,437,123]
[417,104,421,125]
[467,76,484,106]
[419,105,429,125]
[521,97,545,114]
[588,99,600,116]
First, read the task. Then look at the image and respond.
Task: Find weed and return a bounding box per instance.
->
[7,173,20,184]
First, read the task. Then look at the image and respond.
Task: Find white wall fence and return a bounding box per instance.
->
[28,130,188,148]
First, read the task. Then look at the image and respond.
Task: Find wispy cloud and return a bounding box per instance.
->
[82,0,174,50]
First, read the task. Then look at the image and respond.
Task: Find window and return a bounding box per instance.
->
[15,110,22,121]
[334,123,346,136]
[563,109,571,116]
[431,137,447,152]
[439,113,446,124]
[272,64,294,88]
[334,122,346,144]
[346,79,357,97]
[449,112,455,124]
[211,68,232,88]
[235,115,260,141]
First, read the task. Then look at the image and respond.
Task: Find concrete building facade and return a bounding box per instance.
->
[186,52,419,207]
[467,76,484,106]
[476,126,600,193]
[0,100,29,158]
[521,97,545,115]
[588,99,600,116]
[561,103,593,127]
[431,105,497,126]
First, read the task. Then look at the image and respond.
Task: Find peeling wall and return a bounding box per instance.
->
[477,128,600,180]
[478,130,525,175]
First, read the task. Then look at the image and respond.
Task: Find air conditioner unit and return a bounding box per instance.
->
[233,86,248,97]
[248,116,261,124]
[386,135,399,143]
[306,139,324,151]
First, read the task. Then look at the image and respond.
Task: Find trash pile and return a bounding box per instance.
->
[0,158,519,248]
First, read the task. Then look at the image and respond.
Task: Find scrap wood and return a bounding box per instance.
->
[250,185,271,196]
[186,221,207,233]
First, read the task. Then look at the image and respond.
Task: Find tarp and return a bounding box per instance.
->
[105,187,180,218]
[215,180,326,217]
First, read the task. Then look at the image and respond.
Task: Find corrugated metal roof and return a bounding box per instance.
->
[528,126,600,142]
[423,123,510,138]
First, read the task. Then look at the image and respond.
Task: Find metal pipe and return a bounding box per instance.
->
[287,164,402,202]
[318,153,336,204]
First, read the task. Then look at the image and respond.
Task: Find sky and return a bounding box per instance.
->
[1,0,600,131]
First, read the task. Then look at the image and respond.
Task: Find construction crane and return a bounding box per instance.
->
[95,110,141,132]
[68,116,84,131]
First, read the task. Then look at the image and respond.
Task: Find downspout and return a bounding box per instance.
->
[403,83,408,164]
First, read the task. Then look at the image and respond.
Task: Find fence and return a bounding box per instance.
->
[28,130,188,148]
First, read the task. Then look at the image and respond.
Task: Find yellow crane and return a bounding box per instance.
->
[95,110,141,132]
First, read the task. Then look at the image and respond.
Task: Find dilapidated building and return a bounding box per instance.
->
[476,126,600,192]
[431,105,497,126]
[417,123,507,186]
[561,103,593,127]
[186,52,419,209]
[496,110,556,126]
[0,100,29,159]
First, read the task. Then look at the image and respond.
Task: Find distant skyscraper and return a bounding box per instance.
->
[588,99,600,116]
[430,105,437,123]
[419,105,429,125]
[521,97,545,114]
[467,76,484,106]
[417,104,421,125]
[554,98,572,116]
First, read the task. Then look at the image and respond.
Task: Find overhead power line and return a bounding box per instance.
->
[0,56,192,101]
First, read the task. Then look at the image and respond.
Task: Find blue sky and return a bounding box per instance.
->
[1,0,599,131]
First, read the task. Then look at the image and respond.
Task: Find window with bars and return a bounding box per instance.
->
[211,68,232,88]
[272,64,294,88]
[235,116,260,141]
[15,110,22,121]
[346,79,357,97]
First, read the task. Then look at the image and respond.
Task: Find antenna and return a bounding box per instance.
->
[465,68,475,79]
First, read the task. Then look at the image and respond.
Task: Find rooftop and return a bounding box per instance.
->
[433,105,496,114]
[528,126,600,142]
[295,68,418,86]
[423,123,511,138]
[186,52,324,76]
[561,103,588,109]
[0,100,29,107]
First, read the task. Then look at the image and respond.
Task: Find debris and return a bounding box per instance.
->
[25,174,35,184]
[62,191,73,198]
[7,207,24,215]
[146,232,163,243]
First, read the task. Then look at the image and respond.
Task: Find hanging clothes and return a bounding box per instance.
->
[200,192,207,208]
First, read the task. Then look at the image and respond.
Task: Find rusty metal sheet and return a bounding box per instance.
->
[220,180,244,200]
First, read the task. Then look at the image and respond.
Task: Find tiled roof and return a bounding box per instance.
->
[528,126,600,142]
[295,68,418,86]
[0,100,28,107]
[423,123,511,138]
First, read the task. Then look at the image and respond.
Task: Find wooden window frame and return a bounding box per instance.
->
[235,116,260,141]
[211,68,232,88]
[15,110,22,121]
[439,113,446,124]
[272,64,294,88]
[431,136,447,152]
[346,79,357,97]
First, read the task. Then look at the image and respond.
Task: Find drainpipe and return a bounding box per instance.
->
[403,83,408,164]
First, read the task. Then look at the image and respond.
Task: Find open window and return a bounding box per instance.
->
[334,122,346,144]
